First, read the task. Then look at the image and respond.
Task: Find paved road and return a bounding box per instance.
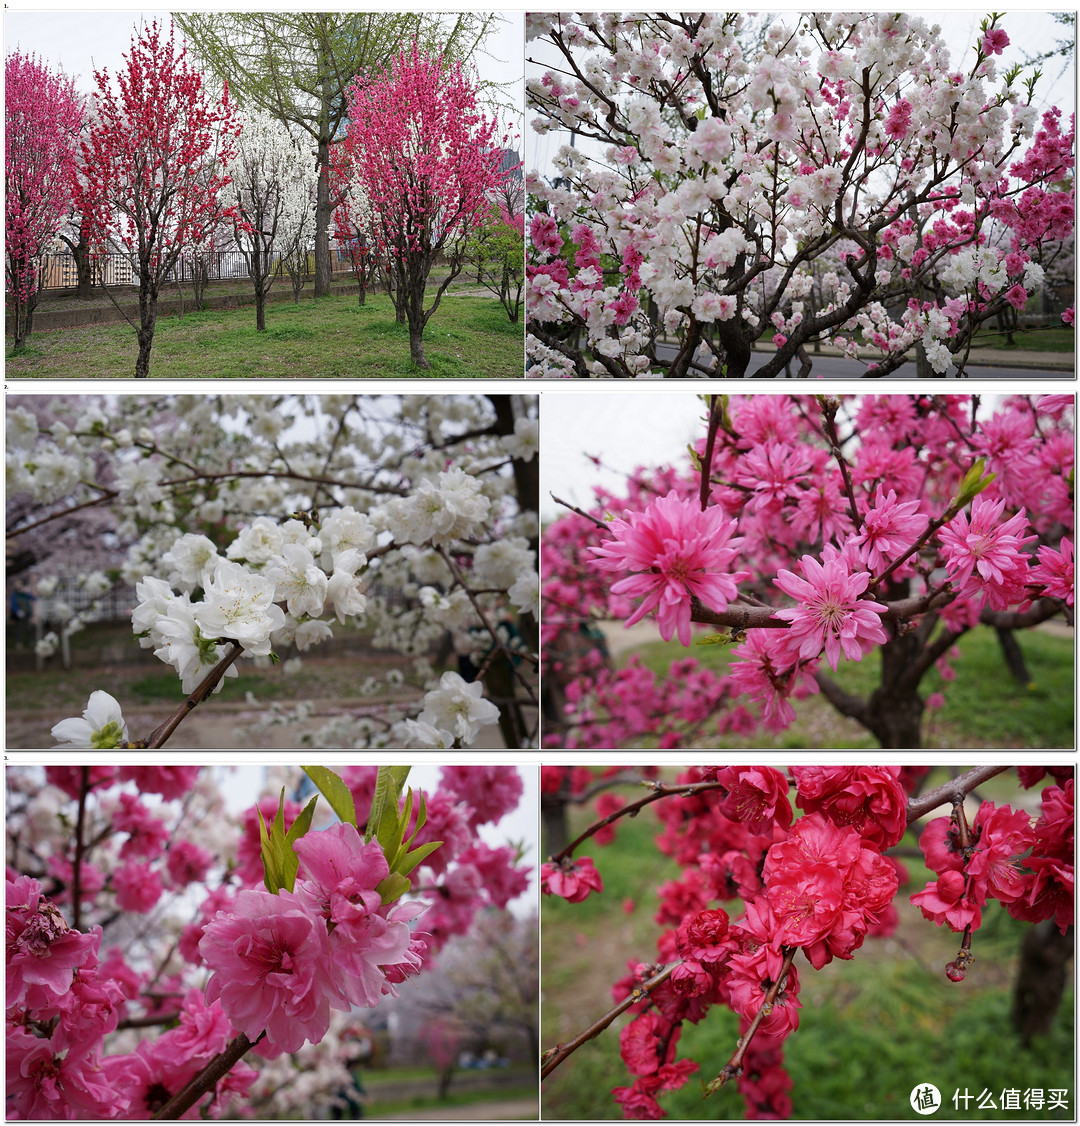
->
[651,343,1073,379]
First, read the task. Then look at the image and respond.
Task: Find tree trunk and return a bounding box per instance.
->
[74,227,94,301]
[408,319,429,369]
[995,626,1031,684]
[135,285,157,378]
[314,71,333,299]
[865,628,926,747]
[1012,921,1072,1044]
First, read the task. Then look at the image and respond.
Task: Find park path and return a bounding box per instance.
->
[368,1096,538,1120]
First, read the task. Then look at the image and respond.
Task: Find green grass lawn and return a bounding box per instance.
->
[971,325,1075,353]
[6,291,523,378]
[542,773,1075,1120]
[621,623,1074,749]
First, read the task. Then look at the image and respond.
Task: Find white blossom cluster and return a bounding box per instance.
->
[8,394,539,749]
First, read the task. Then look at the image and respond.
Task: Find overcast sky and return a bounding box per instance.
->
[4,8,524,135]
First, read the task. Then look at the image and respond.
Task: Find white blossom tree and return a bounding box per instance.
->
[230,109,320,329]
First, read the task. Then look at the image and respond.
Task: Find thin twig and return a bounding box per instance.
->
[153,1031,260,1119]
[134,642,244,749]
[541,963,677,1079]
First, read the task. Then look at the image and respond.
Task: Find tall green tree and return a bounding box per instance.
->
[173,12,500,298]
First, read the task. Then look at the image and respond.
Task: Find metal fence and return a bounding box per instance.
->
[37,244,358,292]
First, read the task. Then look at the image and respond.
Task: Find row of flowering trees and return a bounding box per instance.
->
[7,393,538,750]
[525,12,1075,377]
[7,762,533,1118]
[6,20,518,374]
[542,393,1073,748]
[540,764,1074,1119]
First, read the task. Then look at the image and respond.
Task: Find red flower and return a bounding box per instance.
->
[540,856,603,903]
[793,765,908,849]
[716,766,793,835]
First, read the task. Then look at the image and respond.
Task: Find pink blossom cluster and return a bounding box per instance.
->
[201,823,427,1054]
[584,766,912,1118]
[544,395,1074,750]
[912,778,1074,936]
[6,764,530,1118]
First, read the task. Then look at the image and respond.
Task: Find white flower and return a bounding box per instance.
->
[417,671,500,745]
[472,537,535,590]
[321,506,377,565]
[226,516,285,566]
[116,459,166,514]
[52,691,129,748]
[383,467,491,547]
[265,543,329,618]
[153,600,240,693]
[398,718,455,749]
[161,533,221,593]
[294,619,333,651]
[500,417,539,463]
[193,560,287,657]
[508,571,540,617]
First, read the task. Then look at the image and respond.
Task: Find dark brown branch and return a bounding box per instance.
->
[905,765,1011,821]
[704,946,798,1093]
[153,1032,260,1119]
[133,643,244,749]
[541,963,676,1080]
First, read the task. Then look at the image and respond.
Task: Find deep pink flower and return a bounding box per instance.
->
[6,876,100,1009]
[7,1026,118,1119]
[938,494,1036,610]
[200,887,344,1053]
[116,765,201,802]
[1030,537,1074,606]
[590,490,750,646]
[293,822,418,1008]
[982,27,1010,55]
[439,765,523,829]
[113,792,169,860]
[166,839,214,888]
[911,869,982,931]
[773,553,888,671]
[112,860,164,914]
[456,842,530,909]
[849,488,928,572]
[541,855,603,902]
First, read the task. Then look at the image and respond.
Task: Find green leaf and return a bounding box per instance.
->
[955,457,996,508]
[374,872,413,906]
[281,794,319,892]
[257,788,289,893]
[393,839,442,880]
[301,766,357,827]
[365,765,411,844]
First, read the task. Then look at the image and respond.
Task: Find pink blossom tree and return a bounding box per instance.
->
[75,21,241,377]
[5,53,83,348]
[542,394,1074,749]
[337,44,517,369]
[526,13,1075,377]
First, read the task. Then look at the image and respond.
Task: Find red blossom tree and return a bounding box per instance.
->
[5,53,83,348]
[75,21,241,377]
[336,44,516,369]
